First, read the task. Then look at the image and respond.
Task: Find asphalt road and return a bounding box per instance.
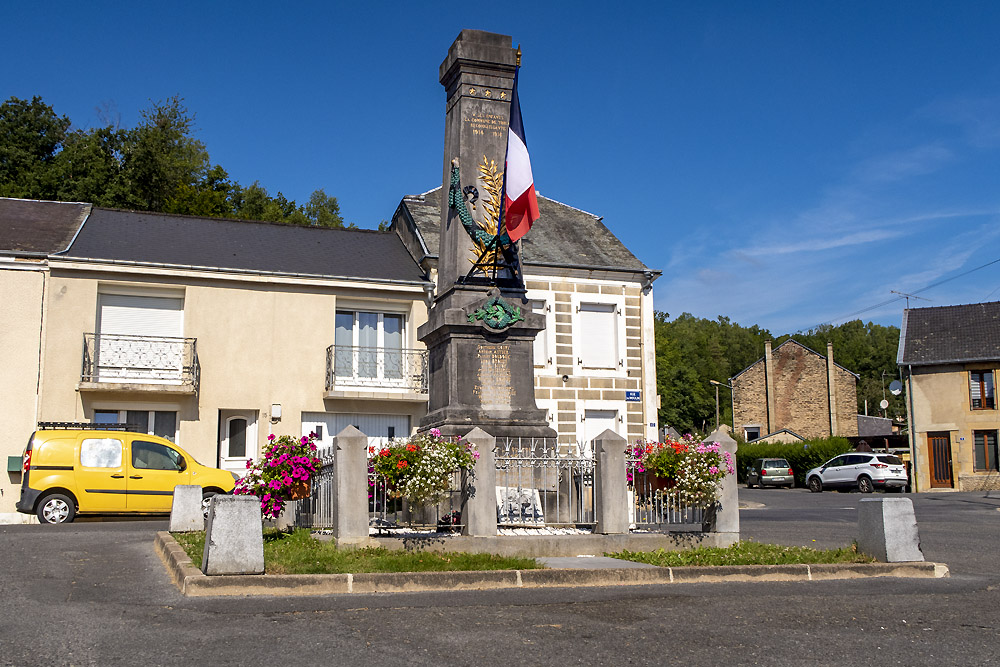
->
[2,490,999,666]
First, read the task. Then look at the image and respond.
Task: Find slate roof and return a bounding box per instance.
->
[399,187,651,271]
[0,198,90,256]
[898,302,1000,366]
[64,207,428,283]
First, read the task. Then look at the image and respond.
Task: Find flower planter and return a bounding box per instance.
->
[287,480,311,500]
[638,473,676,493]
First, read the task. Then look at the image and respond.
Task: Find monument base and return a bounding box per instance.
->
[418,285,557,441]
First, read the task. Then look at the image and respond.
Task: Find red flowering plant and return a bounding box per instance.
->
[370,428,478,504]
[629,434,736,507]
[234,433,321,519]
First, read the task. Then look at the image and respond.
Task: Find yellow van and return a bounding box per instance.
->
[16,423,237,524]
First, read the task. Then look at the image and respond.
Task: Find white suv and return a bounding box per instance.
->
[806,453,907,493]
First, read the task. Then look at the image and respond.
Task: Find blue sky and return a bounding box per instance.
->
[6,1,1000,334]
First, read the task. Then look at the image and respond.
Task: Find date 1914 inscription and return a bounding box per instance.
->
[473,344,514,409]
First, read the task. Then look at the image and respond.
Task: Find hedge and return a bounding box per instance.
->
[735,437,854,487]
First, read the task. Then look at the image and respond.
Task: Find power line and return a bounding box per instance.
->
[807,255,1000,332]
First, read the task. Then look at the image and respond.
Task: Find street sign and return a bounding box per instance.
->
[625,391,641,402]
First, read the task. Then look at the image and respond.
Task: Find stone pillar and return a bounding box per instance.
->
[460,427,497,537]
[332,426,370,546]
[169,484,204,532]
[201,495,264,575]
[594,429,628,535]
[703,428,739,536]
[827,341,839,437]
[857,497,924,562]
[764,340,776,434]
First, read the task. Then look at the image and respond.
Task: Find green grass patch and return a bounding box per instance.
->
[173,528,542,574]
[608,540,875,567]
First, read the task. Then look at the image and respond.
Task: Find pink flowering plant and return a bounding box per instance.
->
[371,428,478,504]
[630,434,736,507]
[234,432,321,519]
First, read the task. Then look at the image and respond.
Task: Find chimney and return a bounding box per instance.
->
[764,340,776,434]
[827,341,838,436]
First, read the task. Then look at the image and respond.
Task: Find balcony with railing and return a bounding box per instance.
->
[79,333,199,394]
[324,345,428,401]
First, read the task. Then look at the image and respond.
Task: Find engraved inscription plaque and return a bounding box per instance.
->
[474,344,515,410]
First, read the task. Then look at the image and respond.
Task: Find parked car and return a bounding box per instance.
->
[806,452,907,493]
[16,423,238,524]
[746,458,794,488]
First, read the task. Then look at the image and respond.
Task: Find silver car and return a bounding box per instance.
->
[746,458,794,488]
[806,453,907,493]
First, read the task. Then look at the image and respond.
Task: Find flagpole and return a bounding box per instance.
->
[494,45,521,284]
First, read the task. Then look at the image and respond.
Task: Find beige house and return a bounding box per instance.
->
[1,194,660,521]
[899,302,1000,492]
[1,199,432,521]
[392,188,660,448]
[731,339,859,441]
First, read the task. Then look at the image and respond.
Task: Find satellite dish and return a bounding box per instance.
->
[889,380,903,396]
[879,399,889,410]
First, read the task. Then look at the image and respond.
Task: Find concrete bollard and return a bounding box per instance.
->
[702,428,739,537]
[461,427,497,537]
[332,426,370,547]
[594,430,629,535]
[202,495,265,575]
[857,497,924,562]
[169,485,204,532]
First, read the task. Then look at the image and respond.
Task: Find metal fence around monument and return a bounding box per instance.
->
[494,438,595,529]
[626,454,705,527]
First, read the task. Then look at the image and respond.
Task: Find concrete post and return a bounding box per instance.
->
[703,428,739,537]
[201,495,264,575]
[461,427,497,537]
[857,497,924,562]
[332,426,371,547]
[169,484,204,532]
[594,429,628,535]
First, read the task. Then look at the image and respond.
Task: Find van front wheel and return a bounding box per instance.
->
[37,494,76,524]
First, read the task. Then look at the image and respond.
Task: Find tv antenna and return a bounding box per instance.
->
[891,290,931,309]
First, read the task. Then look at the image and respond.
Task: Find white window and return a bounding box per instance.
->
[572,292,626,375]
[335,310,405,381]
[94,409,178,443]
[524,294,555,370]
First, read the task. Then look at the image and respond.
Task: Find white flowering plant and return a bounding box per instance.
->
[370,429,478,504]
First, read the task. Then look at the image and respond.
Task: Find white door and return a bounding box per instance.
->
[581,409,619,456]
[219,410,258,476]
[96,294,184,382]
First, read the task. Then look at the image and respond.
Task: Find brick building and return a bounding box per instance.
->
[731,340,859,441]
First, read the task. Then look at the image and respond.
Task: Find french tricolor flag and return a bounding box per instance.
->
[503,67,539,242]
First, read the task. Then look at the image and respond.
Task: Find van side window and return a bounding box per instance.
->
[81,439,123,468]
[132,440,183,471]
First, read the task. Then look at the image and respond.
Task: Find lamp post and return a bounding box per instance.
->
[710,379,735,433]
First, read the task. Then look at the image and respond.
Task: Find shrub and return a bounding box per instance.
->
[736,437,853,487]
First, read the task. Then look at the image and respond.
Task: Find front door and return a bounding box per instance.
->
[219,411,258,476]
[928,432,954,488]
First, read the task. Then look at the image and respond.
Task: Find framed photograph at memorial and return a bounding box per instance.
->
[496,486,544,526]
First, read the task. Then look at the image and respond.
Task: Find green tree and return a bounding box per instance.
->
[0,96,70,199]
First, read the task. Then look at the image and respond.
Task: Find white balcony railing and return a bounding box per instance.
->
[81,333,199,388]
[325,345,428,393]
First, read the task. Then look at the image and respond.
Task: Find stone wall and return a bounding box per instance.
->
[733,341,858,441]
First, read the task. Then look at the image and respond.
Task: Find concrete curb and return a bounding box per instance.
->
[154,531,949,598]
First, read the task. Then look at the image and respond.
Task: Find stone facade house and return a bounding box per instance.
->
[731,339,859,442]
[898,301,1000,492]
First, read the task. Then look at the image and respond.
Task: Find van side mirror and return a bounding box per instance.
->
[177,456,187,472]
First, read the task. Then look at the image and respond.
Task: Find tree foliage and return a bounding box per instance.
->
[0,95,349,228]
[655,313,903,435]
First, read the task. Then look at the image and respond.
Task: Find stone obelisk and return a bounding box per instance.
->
[418,30,555,440]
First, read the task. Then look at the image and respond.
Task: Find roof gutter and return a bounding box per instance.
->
[49,255,433,287]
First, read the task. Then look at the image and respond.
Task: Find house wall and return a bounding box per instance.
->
[908,363,1000,492]
[733,342,859,441]
[525,274,657,447]
[0,265,46,519]
[3,264,428,518]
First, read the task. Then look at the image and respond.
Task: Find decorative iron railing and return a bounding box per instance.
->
[81,333,199,388]
[495,438,595,528]
[626,455,705,526]
[325,345,428,393]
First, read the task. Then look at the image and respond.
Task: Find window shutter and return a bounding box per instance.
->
[98,295,183,337]
[579,303,617,368]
